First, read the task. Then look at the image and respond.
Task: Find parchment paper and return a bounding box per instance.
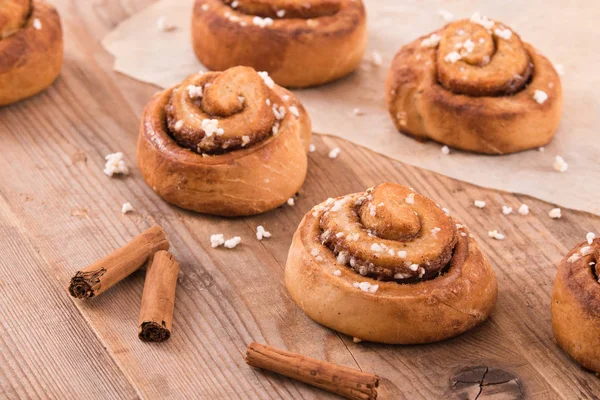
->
[102,0,600,215]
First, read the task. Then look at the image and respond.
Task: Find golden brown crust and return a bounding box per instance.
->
[0,0,63,106]
[551,240,600,373]
[385,17,562,154]
[229,0,340,19]
[0,0,31,38]
[191,0,367,88]
[137,66,312,216]
[285,183,498,344]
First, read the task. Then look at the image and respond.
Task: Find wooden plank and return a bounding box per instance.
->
[0,197,138,399]
[0,0,598,399]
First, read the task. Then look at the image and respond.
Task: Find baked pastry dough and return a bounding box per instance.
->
[0,0,63,106]
[191,0,367,88]
[386,14,562,154]
[137,66,312,216]
[285,183,497,344]
[552,238,600,373]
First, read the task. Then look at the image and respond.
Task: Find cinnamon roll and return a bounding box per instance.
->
[0,0,63,106]
[191,0,367,88]
[552,238,600,373]
[385,14,562,154]
[137,66,312,216]
[285,183,498,344]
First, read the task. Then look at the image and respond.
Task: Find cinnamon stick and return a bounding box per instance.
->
[138,250,179,342]
[245,342,379,400]
[68,226,169,299]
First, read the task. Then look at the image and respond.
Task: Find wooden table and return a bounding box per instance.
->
[1,1,599,399]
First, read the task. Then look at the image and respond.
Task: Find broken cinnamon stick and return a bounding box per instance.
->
[138,250,179,342]
[245,342,379,400]
[68,226,169,299]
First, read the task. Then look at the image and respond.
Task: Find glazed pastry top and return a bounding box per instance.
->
[165,67,302,155]
[435,17,532,96]
[221,0,342,19]
[0,0,30,39]
[310,183,465,282]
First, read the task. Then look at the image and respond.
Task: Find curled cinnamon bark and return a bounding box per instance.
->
[138,250,180,342]
[245,342,379,400]
[68,226,170,299]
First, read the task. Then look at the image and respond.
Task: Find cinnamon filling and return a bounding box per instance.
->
[165,67,286,155]
[435,19,533,97]
[222,0,341,19]
[314,183,464,283]
[0,0,31,39]
[592,247,599,283]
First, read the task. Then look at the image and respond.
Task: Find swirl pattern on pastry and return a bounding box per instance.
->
[191,0,367,88]
[166,68,284,154]
[0,0,30,39]
[318,184,457,282]
[385,14,562,154]
[137,66,312,216]
[226,0,340,19]
[285,183,498,344]
[552,239,600,373]
[0,0,63,106]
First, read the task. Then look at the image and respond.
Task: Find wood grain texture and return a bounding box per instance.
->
[0,196,138,399]
[0,0,599,399]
